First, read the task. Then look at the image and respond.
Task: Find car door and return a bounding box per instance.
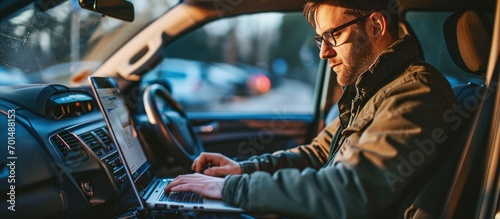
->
[145,12,325,160]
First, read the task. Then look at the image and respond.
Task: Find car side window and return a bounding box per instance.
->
[148,12,320,114]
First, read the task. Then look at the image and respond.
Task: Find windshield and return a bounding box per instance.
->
[0,0,177,86]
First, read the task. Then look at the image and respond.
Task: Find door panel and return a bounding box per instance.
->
[189,113,313,160]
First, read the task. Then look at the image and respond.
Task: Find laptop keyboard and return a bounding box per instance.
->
[159,191,204,204]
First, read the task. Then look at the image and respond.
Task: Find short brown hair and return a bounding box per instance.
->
[303,0,399,39]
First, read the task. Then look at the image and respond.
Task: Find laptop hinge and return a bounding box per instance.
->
[142,178,159,200]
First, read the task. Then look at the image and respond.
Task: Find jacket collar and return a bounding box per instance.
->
[353,34,420,97]
[337,35,420,129]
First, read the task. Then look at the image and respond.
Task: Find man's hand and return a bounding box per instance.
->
[164,173,225,199]
[192,152,242,176]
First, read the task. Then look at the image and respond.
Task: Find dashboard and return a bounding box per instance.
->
[0,84,132,218]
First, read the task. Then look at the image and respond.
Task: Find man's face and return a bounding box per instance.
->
[315,4,376,86]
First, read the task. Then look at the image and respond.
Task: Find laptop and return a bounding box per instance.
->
[89,76,243,212]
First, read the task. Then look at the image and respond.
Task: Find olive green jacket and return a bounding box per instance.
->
[222,35,456,218]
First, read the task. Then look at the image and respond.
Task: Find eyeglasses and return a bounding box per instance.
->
[314,14,371,49]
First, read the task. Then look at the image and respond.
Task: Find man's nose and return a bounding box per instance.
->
[319,41,336,60]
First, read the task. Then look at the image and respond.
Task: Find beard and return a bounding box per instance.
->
[336,29,376,86]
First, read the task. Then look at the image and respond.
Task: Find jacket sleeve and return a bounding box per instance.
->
[238,119,339,174]
[222,75,455,218]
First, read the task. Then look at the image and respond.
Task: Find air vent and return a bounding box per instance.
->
[94,128,115,152]
[79,132,106,158]
[78,127,116,158]
[50,131,89,165]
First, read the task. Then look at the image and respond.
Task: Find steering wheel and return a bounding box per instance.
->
[143,83,204,167]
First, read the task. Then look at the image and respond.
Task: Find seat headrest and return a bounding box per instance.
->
[443,10,492,75]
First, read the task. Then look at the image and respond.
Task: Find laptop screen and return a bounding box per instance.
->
[89,77,154,196]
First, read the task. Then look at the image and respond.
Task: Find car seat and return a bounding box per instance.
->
[400,10,492,219]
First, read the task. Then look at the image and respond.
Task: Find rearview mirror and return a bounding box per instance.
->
[79,0,134,22]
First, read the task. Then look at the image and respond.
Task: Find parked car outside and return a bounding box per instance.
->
[143,58,272,110]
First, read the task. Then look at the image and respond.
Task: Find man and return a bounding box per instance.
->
[165,0,455,218]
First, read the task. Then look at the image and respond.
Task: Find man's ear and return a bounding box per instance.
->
[367,12,387,41]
